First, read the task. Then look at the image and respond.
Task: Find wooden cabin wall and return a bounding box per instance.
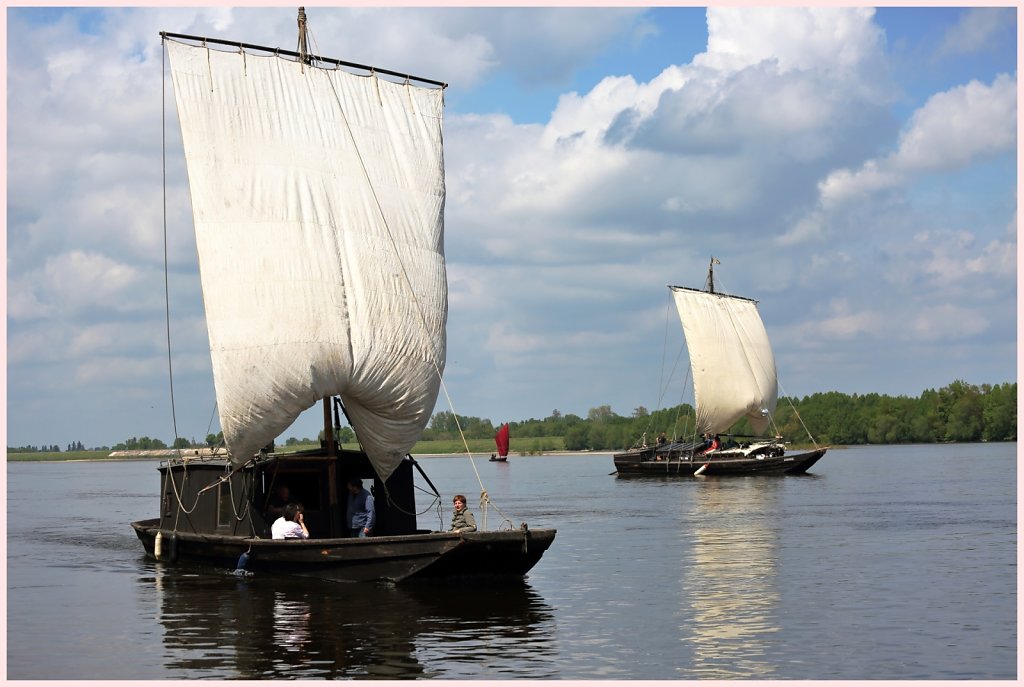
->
[155,452,422,539]
[158,464,258,537]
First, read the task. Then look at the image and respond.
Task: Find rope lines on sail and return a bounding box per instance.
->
[709,271,821,450]
[711,271,778,440]
[318,66,503,530]
[705,270,775,431]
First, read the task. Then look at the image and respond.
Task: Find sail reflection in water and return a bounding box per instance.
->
[145,563,558,679]
[681,478,782,679]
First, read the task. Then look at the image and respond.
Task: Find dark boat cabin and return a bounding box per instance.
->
[155,448,419,539]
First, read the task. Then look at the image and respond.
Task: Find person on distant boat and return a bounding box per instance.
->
[700,434,720,454]
[450,494,477,533]
[271,502,309,540]
[346,478,375,538]
[265,483,291,520]
[657,432,667,446]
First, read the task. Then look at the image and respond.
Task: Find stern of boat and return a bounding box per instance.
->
[410,528,557,580]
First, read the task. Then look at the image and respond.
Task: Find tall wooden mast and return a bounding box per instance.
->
[297,7,309,64]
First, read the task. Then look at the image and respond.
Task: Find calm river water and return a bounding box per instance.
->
[6,443,1016,679]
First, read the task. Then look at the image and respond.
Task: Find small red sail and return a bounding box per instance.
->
[495,423,510,457]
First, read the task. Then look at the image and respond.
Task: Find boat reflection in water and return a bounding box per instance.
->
[146,562,557,679]
[271,593,313,658]
[681,478,782,679]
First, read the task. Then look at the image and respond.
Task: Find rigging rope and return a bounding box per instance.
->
[706,271,820,448]
[205,402,219,440]
[318,63,497,527]
[161,38,185,457]
[631,289,695,450]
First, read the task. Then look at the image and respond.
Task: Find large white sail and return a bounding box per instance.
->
[671,287,777,435]
[166,40,447,480]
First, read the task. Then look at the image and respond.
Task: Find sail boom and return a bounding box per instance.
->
[668,284,759,306]
[160,32,448,88]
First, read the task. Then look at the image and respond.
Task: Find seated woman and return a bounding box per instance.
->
[450,494,477,533]
[700,434,720,455]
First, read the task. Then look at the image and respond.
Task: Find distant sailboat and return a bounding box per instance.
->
[131,9,555,581]
[491,423,510,462]
[614,258,828,476]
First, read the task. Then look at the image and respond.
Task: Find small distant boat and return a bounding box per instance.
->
[491,423,510,461]
[131,10,554,582]
[614,258,828,477]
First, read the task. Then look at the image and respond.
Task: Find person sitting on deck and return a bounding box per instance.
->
[271,503,309,540]
[700,434,720,454]
[656,432,667,446]
[450,494,477,533]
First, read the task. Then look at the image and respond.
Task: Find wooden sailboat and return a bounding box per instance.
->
[491,423,510,461]
[131,11,555,581]
[613,258,827,476]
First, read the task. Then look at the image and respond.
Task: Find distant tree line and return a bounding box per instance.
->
[9,436,212,453]
[419,380,1017,451]
[7,380,1015,455]
[8,444,69,453]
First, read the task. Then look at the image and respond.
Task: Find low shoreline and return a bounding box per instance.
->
[7,449,619,463]
[5,444,897,464]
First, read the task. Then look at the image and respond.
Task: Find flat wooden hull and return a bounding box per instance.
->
[131,519,555,583]
[613,447,827,477]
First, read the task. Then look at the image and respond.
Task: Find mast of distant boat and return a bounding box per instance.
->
[704,256,721,294]
[695,256,720,475]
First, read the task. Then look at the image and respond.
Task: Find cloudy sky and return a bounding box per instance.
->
[6,6,1017,450]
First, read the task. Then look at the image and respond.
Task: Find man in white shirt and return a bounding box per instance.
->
[271,503,309,539]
